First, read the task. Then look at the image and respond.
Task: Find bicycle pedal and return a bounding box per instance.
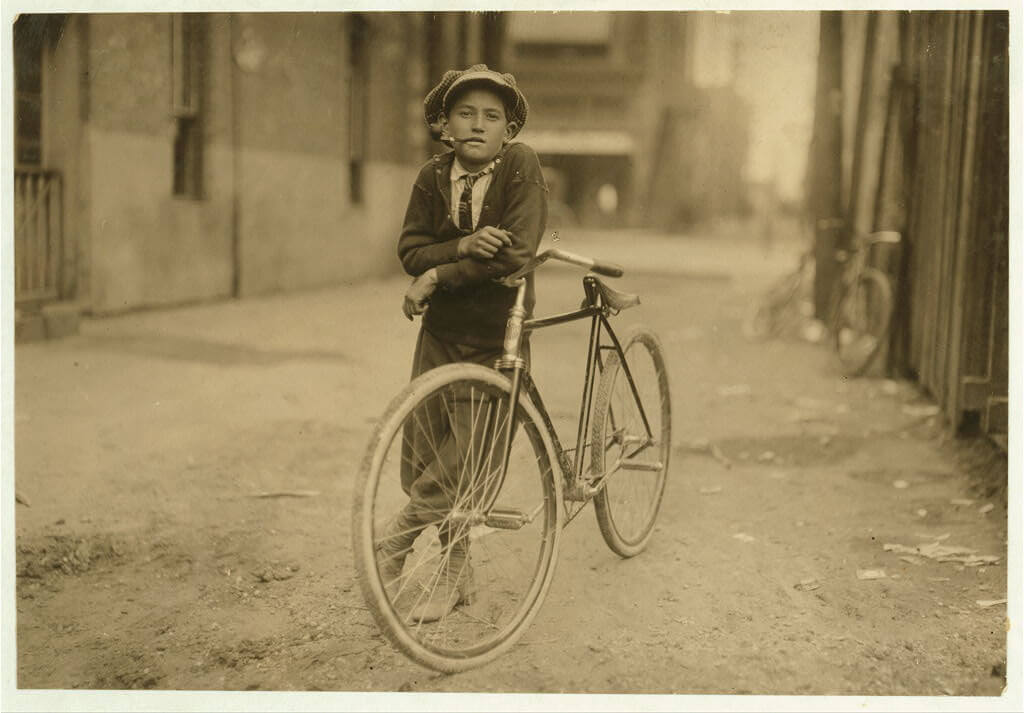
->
[484,508,530,530]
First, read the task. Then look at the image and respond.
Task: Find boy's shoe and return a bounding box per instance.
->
[409,539,475,623]
[375,513,418,600]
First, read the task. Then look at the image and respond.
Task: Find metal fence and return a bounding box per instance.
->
[14,167,63,306]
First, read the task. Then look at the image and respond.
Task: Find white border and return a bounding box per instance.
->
[1,1,1020,712]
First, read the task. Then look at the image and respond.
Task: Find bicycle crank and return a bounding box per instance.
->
[448,505,544,531]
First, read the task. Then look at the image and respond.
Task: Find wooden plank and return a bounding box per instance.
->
[920,13,957,393]
[944,12,985,426]
[984,397,1007,436]
[906,14,931,374]
[48,175,61,294]
[36,174,47,291]
[27,175,38,293]
[15,175,25,295]
[932,12,968,409]
[846,11,880,241]
[904,13,929,374]
[979,13,1010,426]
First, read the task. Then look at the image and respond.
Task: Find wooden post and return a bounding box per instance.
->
[810,11,844,319]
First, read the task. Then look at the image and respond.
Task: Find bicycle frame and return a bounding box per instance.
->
[837,231,901,280]
[490,274,655,506]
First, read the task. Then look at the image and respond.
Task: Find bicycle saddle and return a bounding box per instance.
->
[593,277,640,312]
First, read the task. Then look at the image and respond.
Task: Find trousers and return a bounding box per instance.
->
[398,328,530,539]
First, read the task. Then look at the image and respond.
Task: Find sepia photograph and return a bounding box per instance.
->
[2,1,1019,710]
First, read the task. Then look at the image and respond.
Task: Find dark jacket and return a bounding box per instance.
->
[398,142,548,348]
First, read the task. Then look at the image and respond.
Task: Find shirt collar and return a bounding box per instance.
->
[451,156,498,182]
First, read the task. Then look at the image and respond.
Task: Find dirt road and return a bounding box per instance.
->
[13,232,1009,698]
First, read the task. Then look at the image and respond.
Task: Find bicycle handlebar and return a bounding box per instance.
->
[549,248,625,277]
[498,248,625,286]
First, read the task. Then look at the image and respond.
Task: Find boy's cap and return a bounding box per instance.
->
[423,64,528,139]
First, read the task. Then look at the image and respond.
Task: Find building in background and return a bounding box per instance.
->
[501,11,753,231]
[14,11,800,333]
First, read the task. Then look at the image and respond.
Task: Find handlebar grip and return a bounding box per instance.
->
[590,260,624,278]
[547,248,625,278]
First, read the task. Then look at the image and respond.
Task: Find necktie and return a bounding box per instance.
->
[457,173,478,231]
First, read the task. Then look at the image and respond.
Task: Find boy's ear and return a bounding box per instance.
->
[503,121,518,143]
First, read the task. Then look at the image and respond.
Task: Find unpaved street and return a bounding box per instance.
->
[14,231,1008,696]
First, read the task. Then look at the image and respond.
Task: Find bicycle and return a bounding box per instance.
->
[745,250,816,341]
[830,230,901,377]
[352,248,671,672]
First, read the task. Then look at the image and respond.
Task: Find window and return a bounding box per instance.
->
[14,16,46,166]
[507,12,611,60]
[171,14,204,198]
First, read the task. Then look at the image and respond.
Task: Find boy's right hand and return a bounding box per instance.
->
[457,227,512,259]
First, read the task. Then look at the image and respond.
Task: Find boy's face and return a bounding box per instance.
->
[442,87,517,172]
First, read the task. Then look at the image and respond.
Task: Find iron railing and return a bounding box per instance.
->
[14,166,62,305]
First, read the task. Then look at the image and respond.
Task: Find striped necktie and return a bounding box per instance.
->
[457,168,491,230]
[457,173,478,231]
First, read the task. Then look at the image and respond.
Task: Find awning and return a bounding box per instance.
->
[518,129,635,156]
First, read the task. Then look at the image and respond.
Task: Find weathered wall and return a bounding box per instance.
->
[231,12,413,296]
[84,13,234,312]
[46,13,418,312]
[41,14,89,301]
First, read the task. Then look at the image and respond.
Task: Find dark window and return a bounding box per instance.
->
[173,117,202,197]
[171,14,204,198]
[507,13,611,61]
[14,16,46,166]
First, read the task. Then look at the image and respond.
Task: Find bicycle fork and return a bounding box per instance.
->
[461,278,532,531]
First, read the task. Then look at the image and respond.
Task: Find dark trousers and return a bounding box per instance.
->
[398,328,529,539]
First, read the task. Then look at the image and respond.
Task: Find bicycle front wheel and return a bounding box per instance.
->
[353,363,563,673]
[833,267,893,377]
[591,325,672,558]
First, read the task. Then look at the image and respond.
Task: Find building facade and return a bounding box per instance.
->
[14,12,448,319]
[500,11,749,230]
[13,11,753,327]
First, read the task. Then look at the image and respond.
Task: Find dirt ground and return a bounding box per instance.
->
[10,231,1011,700]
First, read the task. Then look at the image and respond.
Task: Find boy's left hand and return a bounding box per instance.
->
[403,268,439,320]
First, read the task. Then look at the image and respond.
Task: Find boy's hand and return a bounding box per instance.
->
[402,268,439,320]
[457,227,512,259]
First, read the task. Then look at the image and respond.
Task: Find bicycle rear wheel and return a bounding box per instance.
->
[833,267,893,377]
[591,325,672,558]
[353,363,563,673]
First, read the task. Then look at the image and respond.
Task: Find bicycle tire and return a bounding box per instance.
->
[591,325,672,558]
[353,363,563,673]
[833,267,893,377]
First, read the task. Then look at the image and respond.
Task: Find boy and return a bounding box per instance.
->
[378,65,548,622]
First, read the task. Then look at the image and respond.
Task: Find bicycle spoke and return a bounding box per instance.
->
[358,369,560,667]
[592,330,670,556]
